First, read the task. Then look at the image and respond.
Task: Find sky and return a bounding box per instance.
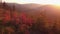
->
[2,0,60,5]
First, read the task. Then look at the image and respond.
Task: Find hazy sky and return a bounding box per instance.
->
[2,0,60,5]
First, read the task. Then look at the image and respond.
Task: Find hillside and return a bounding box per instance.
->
[0,2,60,34]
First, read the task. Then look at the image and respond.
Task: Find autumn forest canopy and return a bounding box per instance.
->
[0,2,60,34]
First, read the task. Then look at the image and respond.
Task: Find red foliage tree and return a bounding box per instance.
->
[2,11,11,25]
[26,18,33,26]
[20,13,27,24]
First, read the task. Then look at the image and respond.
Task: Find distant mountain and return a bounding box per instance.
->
[6,3,42,12]
[0,3,60,16]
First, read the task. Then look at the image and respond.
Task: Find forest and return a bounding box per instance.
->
[0,2,60,34]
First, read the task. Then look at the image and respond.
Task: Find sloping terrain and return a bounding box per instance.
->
[0,2,60,34]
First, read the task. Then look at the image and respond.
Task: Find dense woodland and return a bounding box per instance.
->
[0,2,60,34]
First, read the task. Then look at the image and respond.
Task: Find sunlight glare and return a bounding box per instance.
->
[2,0,60,5]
